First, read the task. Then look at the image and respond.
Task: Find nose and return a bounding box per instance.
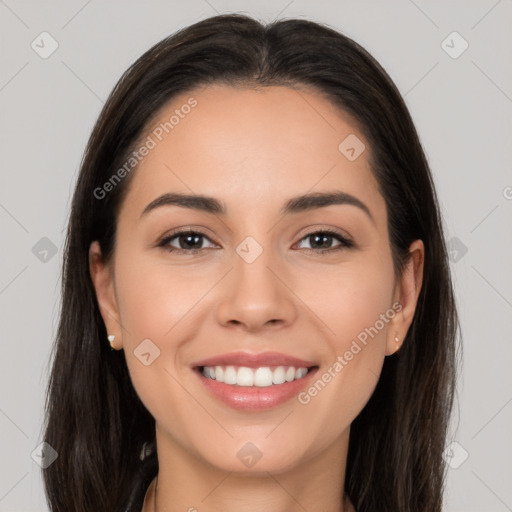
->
[215,247,298,333]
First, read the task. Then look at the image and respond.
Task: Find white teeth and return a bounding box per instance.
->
[296,368,308,379]
[272,366,286,384]
[254,367,273,387]
[285,367,296,382]
[224,366,237,384]
[237,367,254,386]
[201,365,311,387]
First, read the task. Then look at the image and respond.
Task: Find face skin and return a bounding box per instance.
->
[90,84,424,512]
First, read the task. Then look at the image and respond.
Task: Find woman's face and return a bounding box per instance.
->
[90,84,423,474]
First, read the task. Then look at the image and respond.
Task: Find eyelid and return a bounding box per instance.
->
[157,225,354,253]
[295,225,354,245]
[158,225,215,239]
[292,228,354,253]
[156,226,217,250]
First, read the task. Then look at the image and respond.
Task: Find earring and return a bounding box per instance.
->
[108,335,116,350]
[394,336,400,353]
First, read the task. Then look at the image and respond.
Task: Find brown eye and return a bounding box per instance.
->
[158,230,216,254]
[295,230,353,253]
[157,228,353,256]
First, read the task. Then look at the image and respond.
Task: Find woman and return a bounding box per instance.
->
[41,13,460,512]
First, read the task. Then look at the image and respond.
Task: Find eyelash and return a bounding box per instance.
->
[157,228,354,255]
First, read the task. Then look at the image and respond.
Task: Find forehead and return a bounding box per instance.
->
[119,84,385,223]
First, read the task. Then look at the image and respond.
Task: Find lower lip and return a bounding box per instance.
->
[193,367,319,410]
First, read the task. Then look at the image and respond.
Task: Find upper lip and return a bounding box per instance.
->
[191,351,318,369]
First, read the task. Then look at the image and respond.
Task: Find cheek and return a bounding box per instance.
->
[113,261,201,435]
[298,249,395,348]
[114,256,213,341]
[113,258,215,413]
[292,253,395,423]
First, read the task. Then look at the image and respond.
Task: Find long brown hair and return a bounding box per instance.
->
[41,13,461,512]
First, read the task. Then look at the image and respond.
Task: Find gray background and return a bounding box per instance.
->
[1,0,511,510]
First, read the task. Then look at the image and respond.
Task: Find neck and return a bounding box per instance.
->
[142,424,353,512]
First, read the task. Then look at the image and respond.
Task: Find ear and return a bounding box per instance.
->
[385,239,424,356]
[89,240,123,350]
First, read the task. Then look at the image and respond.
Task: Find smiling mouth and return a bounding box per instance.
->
[195,365,319,387]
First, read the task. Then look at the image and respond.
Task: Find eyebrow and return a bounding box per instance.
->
[140,191,374,224]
